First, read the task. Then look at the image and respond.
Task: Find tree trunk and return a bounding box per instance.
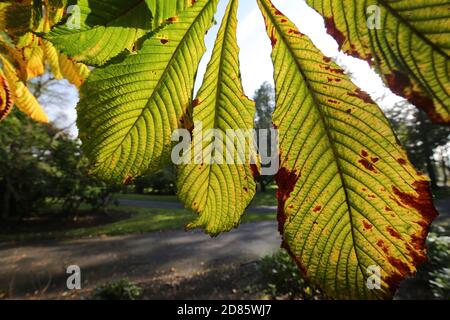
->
[1,187,11,220]
[426,157,439,190]
[418,111,439,189]
[442,160,449,187]
[260,180,267,192]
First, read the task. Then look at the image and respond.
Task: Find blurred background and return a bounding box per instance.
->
[0,0,449,300]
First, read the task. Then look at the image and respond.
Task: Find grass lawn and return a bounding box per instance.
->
[4,187,447,242]
[113,193,179,203]
[115,189,278,207]
[0,206,276,242]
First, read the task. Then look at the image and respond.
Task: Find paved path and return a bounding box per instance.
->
[0,221,280,297]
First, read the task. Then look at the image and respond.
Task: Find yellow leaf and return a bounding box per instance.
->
[43,40,62,79]
[258,0,438,299]
[0,55,49,123]
[58,53,90,88]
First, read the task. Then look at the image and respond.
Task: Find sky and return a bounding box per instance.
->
[48,0,408,136]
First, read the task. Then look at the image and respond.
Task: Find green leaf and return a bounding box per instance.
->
[77,0,219,184]
[176,0,258,235]
[145,0,192,28]
[46,0,154,66]
[258,0,438,299]
[306,0,450,124]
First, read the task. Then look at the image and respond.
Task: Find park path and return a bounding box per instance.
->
[0,221,280,298]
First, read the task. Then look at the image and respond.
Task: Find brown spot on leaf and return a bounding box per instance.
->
[371,157,379,163]
[347,45,374,66]
[160,39,169,44]
[276,167,299,233]
[347,89,374,104]
[324,17,346,47]
[250,163,260,180]
[397,158,407,165]
[362,220,373,230]
[192,98,200,108]
[359,159,375,172]
[376,239,389,254]
[270,28,277,47]
[384,256,412,293]
[385,70,410,97]
[391,181,438,272]
[124,175,134,185]
[386,226,401,239]
[392,181,438,223]
[288,28,303,36]
[361,150,369,157]
[385,71,445,124]
[313,205,322,213]
[166,16,178,23]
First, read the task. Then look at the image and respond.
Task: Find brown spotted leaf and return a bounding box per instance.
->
[176,0,259,235]
[258,0,438,299]
[77,0,219,184]
[306,0,450,124]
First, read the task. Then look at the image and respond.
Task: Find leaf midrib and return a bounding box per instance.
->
[260,0,369,296]
[199,0,236,225]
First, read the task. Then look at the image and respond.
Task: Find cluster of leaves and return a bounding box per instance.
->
[0,0,89,123]
[1,0,449,299]
[0,109,113,219]
[92,279,143,300]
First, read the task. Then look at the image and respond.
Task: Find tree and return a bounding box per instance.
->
[1,0,448,299]
[253,82,275,192]
[254,82,275,131]
[0,109,114,219]
[386,103,450,189]
[134,166,176,195]
[0,109,52,219]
